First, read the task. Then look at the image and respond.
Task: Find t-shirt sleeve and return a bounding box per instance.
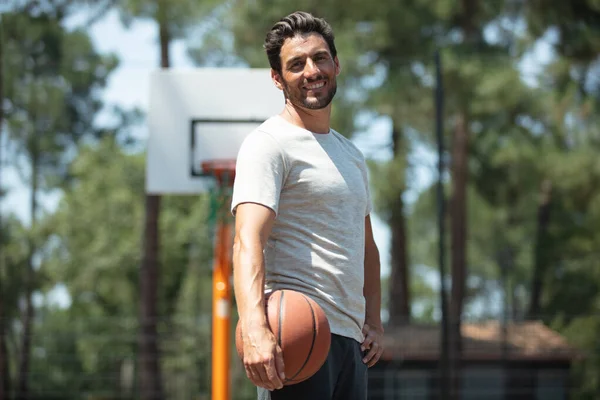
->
[231,131,287,216]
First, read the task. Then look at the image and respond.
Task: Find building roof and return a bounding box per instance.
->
[382,320,578,362]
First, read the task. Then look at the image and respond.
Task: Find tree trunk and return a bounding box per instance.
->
[138,9,169,400]
[498,247,513,362]
[448,113,468,400]
[139,195,163,400]
[511,286,520,321]
[0,294,7,400]
[527,179,552,320]
[387,125,411,326]
[158,10,170,70]
[0,19,10,399]
[0,267,8,400]
[17,134,40,400]
[17,274,34,400]
[0,258,9,399]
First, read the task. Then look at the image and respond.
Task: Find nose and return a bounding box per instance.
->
[303,58,319,78]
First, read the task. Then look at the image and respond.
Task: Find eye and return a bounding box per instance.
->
[289,61,303,71]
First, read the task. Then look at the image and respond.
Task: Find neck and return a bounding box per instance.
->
[279,101,331,134]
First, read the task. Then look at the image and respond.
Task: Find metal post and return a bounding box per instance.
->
[211,184,233,400]
[435,49,450,400]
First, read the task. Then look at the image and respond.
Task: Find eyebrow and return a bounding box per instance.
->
[313,50,330,58]
[286,56,304,68]
[285,51,331,68]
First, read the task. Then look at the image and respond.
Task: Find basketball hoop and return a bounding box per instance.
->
[201,160,237,187]
[202,159,236,226]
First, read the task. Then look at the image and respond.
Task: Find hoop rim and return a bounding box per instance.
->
[201,159,237,186]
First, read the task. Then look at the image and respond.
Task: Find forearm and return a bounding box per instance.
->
[363,244,382,327]
[233,235,268,331]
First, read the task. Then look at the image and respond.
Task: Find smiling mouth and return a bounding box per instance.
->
[304,81,326,90]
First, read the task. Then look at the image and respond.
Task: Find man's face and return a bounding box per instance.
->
[274,33,340,110]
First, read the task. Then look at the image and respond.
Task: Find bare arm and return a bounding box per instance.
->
[361,214,384,367]
[363,214,382,327]
[233,202,285,389]
[233,203,274,331]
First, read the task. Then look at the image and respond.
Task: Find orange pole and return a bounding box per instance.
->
[212,216,232,400]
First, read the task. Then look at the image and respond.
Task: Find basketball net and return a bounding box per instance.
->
[203,160,236,400]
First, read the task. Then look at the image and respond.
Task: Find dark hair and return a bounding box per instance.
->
[264,11,337,74]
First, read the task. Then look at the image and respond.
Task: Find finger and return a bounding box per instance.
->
[362,342,379,365]
[245,365,263,388]
[275,348,286,382]
[253,364,274,390]
[265,357,284,390]
[368,346,384,368]
[361,333,374,352]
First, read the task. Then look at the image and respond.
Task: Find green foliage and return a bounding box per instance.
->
[525,0,600,63]
[368,156,408,223]
[46,138,144,317]
[556,315,600,399]
[0,216,30,322]
[408,181,532,314]
[2,11,118,188]
[524,3,600,389]
[39,137,217,398]
[27,307,110,399]
[116,0,221,37]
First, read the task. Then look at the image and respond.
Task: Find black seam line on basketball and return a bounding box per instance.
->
[287,296,317,382]
[278,291,284,348]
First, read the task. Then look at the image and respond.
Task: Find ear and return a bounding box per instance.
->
[271,69,284,91]
[334,56,341,76]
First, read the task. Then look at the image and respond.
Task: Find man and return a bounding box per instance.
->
[231,11,384,400]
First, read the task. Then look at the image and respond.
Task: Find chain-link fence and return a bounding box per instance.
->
[2,315,594,399]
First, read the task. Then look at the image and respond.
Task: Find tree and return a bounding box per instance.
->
[2,6,117,397]
[0,216,30,400]
[522,0,600,319]
[518,4,600,395]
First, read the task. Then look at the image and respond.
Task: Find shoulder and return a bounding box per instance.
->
[239,118,283,153]
[237,117,291,170]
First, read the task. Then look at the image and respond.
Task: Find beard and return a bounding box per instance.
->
[282,75,337,110]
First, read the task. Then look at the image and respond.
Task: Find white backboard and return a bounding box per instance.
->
[146,68,282,194]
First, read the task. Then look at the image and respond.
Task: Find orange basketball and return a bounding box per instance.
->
[235,289,331,385]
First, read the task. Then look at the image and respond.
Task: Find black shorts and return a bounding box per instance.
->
[257,334,368,400]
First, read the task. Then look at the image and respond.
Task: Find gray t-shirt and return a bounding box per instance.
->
[231,115,371,342]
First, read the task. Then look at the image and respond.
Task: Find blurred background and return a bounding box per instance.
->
[0,0,599,399]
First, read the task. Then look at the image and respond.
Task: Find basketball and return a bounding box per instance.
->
[235,289,331,385]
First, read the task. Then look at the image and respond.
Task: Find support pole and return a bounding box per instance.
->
[211,189,233,400]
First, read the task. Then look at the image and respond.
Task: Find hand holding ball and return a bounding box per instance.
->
[236,290,331,385]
